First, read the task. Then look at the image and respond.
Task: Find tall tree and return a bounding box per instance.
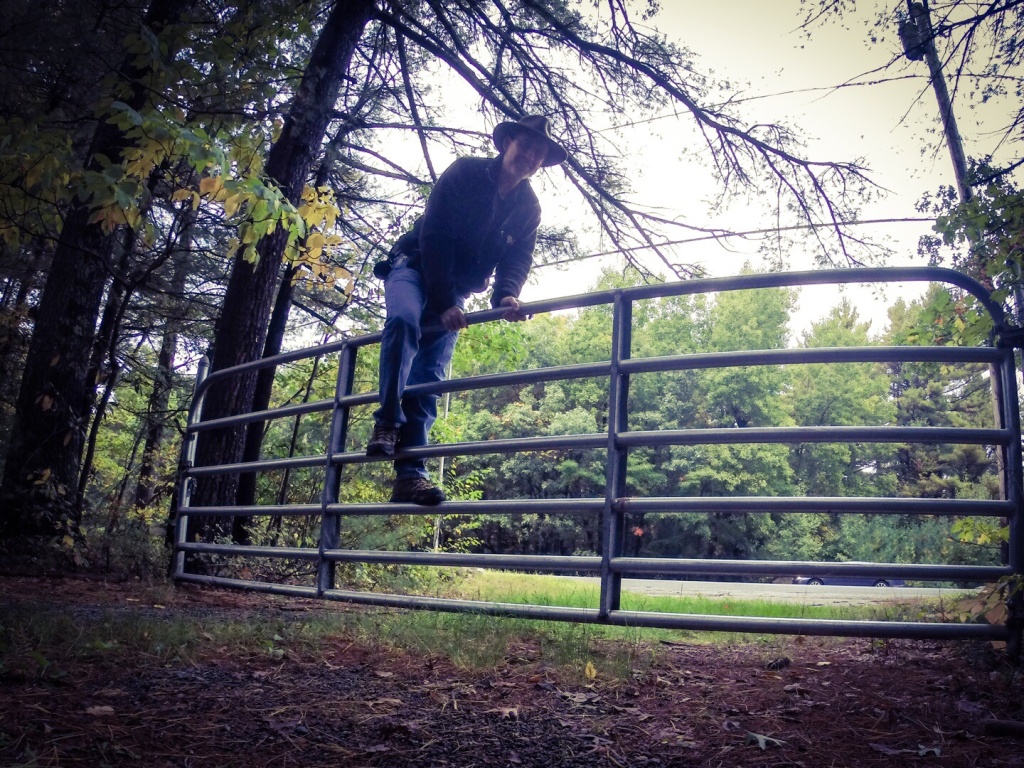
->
[786,299,896,497]
[189,0,376,524]
[0,0,197,539]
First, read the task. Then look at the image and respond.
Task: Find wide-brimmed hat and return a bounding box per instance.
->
[492,115,567,167]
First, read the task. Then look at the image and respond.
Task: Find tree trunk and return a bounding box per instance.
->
[189,0,375,539]
[234,262,300,516]
[0,0,194,540]
[0,241,45,478]
[134,246,190,511]
[236,128,356,512]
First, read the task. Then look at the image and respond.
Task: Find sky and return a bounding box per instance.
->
[515,1,1012,340]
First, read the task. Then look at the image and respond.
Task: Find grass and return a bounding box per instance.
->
[445,569,918,620]
[0,570,962,686]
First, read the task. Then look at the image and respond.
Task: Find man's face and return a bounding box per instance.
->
[503,132,548,180]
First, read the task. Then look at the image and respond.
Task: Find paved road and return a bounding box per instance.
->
[554,575,973,607]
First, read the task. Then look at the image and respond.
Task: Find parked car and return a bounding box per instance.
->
[793,574,905,587]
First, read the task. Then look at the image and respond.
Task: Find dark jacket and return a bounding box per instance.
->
[403,156,541,313]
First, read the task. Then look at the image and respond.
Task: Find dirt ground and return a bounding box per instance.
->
[2,575,1024,767]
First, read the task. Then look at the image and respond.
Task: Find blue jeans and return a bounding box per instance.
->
[374,263,459,480]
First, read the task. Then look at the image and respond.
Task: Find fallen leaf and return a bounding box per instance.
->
[86,706,115,716]
[375,670,395,678]
[584,661,597,680]
[263,716,304,735]
[955,698,984,714]
[870,743,908,756]
[486,707,519,720]
[745,732,785,750]
[367,698,403,707]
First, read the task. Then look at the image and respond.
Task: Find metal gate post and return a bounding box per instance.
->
[172,354,210,579]
[318,342,357,595]
[600,293,631,619]
[998,342,1024,659]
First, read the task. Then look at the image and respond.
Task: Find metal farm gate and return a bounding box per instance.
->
[172,267,1024,648]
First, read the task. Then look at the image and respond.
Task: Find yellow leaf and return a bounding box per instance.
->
[306,232,325,250]
[62,535,75,549]
[223,194,243,218]
[199,176,223,197]
[36,394,54,412]
[171,188,192,202]
[584,661,597,680]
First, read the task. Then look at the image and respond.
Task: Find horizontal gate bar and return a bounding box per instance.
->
[176,543,320,559]
[184,425,1008,479]
[333,433,608,466]
[610,557,1011,581]
[180,504,321,517]
[343,360,611,405]
[178,496,1012,518]
[619,426,1010,447]
[166,542,1008,583]
[174,570,1006,641]
[177,573,320,598]
[169,579,1003,642]
[324,550,601,571]
[189,397,335,433]
[326,498,607,516]
[187,455,326,477]
[615,496,1014,516]
[322,589,601,621]
[622,345,1001,374]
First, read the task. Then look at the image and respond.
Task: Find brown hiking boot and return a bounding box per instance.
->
[367,423,400,457]
[390,476,446,506]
